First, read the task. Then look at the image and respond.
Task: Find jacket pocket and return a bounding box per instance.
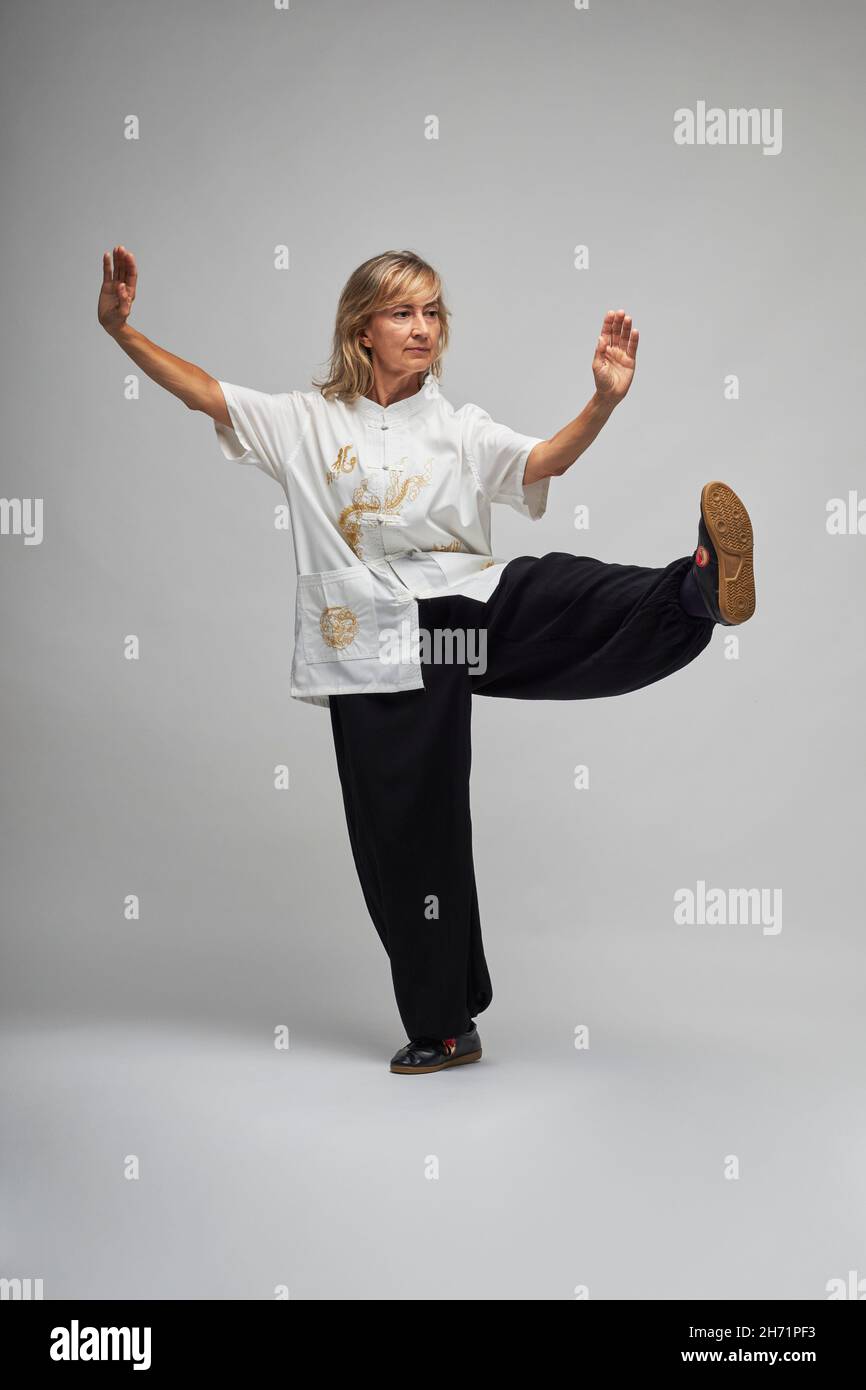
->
[296,565,381,664]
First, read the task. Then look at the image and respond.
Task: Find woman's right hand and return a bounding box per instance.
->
[98,244,138,335]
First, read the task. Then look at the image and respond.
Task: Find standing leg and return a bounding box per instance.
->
[328,626,492,1043]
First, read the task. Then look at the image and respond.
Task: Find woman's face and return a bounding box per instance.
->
[360,290,442,378]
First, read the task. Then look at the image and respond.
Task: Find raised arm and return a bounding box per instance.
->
[523,309,639,485]
[97,245,228,424]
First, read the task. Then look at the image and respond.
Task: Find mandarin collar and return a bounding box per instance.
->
[351,373,440,424]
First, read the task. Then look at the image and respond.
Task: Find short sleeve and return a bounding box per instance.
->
[461,403,549,521]
[213,380,311,488]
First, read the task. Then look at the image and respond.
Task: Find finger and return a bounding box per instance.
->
[125,248,137,292]
[618,314,632,348]
[612,308,626,344]
[600,309,616,349]
[102,251,113,286]
[627,327,639,359]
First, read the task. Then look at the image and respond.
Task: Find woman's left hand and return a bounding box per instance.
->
[592,309,639,404]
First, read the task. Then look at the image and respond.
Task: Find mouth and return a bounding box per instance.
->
[407,347,429,353]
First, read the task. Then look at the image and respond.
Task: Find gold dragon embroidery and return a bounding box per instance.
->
[338,458,434,558]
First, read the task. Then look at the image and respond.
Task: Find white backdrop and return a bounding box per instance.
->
[1,0,863,1300]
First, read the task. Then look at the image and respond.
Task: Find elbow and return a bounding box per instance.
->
[526,441,559,484]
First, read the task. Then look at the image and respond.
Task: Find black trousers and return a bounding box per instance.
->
[328,551,714,1041]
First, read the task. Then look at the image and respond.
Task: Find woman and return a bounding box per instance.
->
[98,246,756,1076]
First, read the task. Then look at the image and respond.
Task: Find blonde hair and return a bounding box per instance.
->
[312,249,451,403]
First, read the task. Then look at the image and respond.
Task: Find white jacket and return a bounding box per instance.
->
[213,373,549,709]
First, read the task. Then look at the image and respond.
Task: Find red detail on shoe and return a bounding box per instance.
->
[695,545,710,567]
[443,1037,457,1054]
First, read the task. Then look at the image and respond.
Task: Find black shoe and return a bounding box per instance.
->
[691,481,756,625]
[389,1026,482,1075]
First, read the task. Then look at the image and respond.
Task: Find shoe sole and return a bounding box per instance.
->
[700,480,756,624]
[390,1049,482,1075]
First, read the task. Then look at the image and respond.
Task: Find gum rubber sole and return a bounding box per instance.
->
[700,480,756,624]
[390,1049,482,1075]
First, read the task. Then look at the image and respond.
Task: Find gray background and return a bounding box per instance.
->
[2,0,864,1300]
